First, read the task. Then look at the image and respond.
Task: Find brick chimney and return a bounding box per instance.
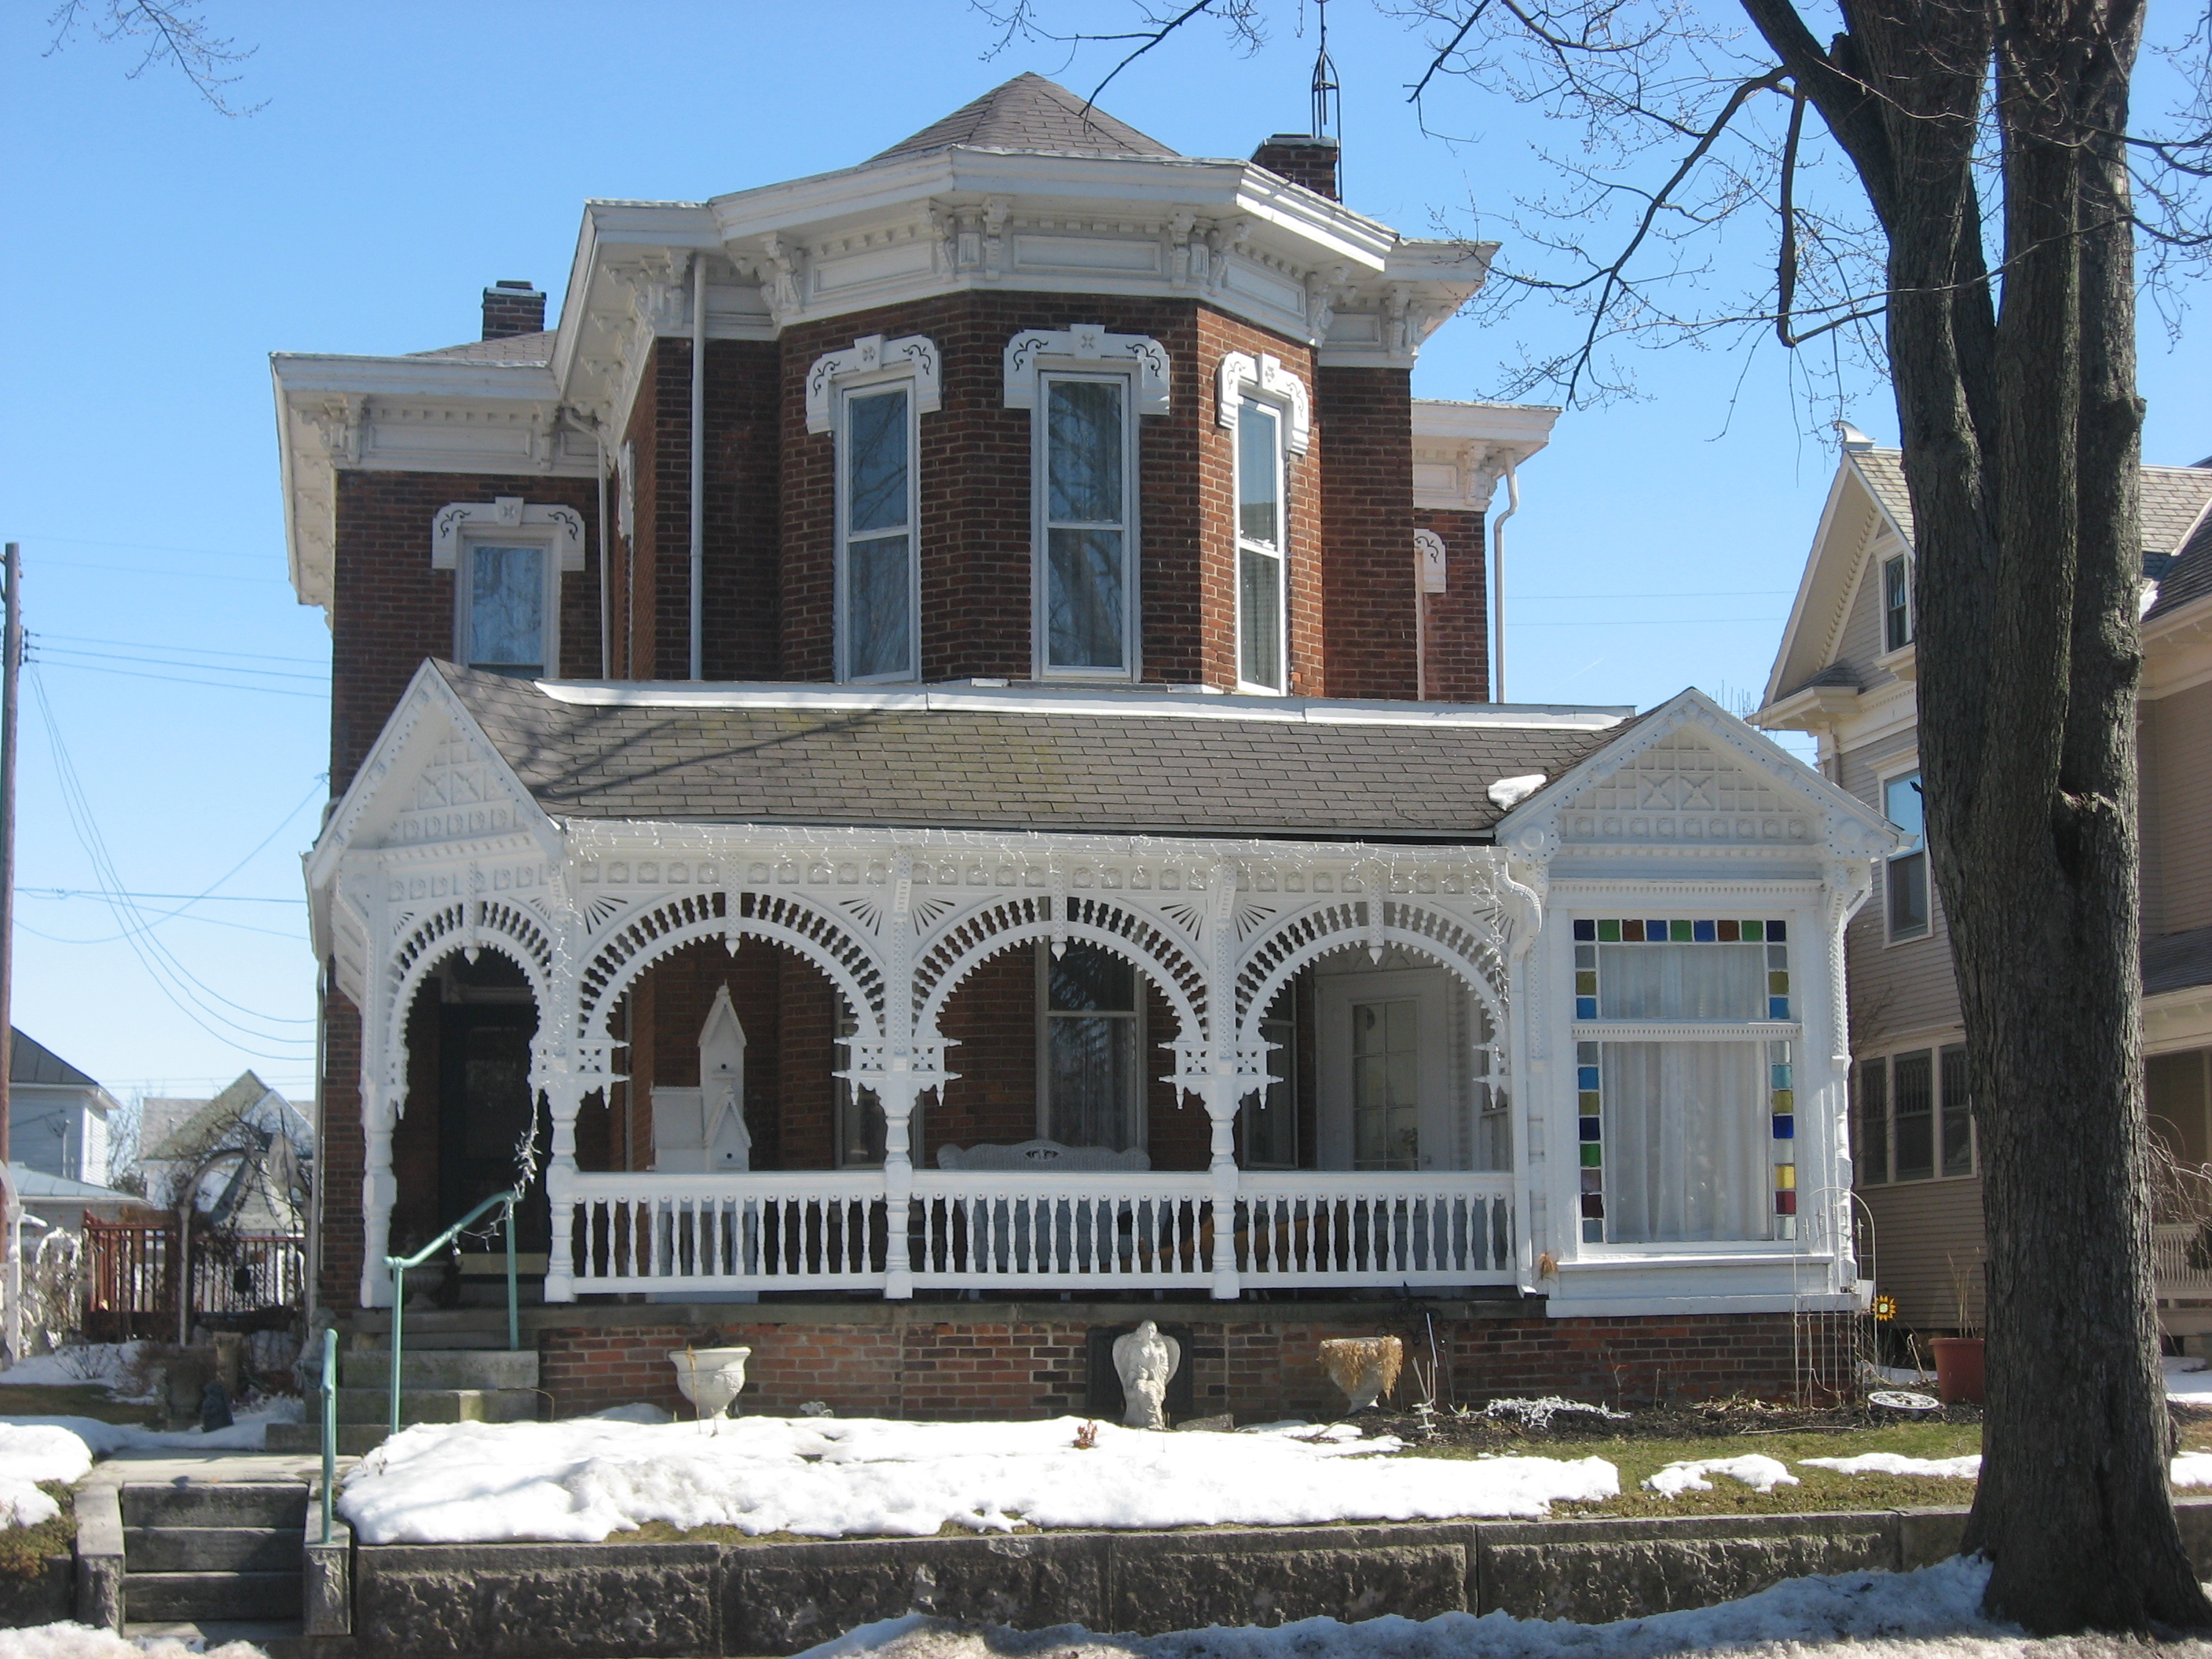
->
[1251,134,1339,201]
[481,280,546,340]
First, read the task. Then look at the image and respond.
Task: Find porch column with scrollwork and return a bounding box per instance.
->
[1200,861,1241,1299]
[358,1082,401,1309]
[535,1038,616,1305]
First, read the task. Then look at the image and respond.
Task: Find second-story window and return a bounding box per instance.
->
[1884,771,1929,940]
[1236,397,1287,691]
[840,385,917,682]
[1883,552,1913,652]
[459,541,554,677]
[1042,374,1134,675]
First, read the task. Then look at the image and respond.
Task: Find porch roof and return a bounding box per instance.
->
[438,663,1632,840]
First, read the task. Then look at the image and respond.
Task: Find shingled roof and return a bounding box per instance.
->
[2146,502,2212,621]
[871,73,1179,165]
[1851,446,2212,561]
[437,665,1632,842]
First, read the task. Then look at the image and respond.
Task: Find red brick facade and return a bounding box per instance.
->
[533,1308,1862,1422]
[1415,506,1491,702]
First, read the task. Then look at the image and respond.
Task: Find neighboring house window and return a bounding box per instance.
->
[1571,917,1796,1245]
[1038,942,1144,1151]
[839,383,918,681]
[458,541,555,676]
[1242,983,1298,1169]
[431,498,586,678]
[1884,771,1930,940]
[1219,352,1311,694]
[1003,328,1170,681]
[1852,1043,1975,1185]
[1883,553,1913,651]
[1042,375,1134,674]
[805,333,942,684]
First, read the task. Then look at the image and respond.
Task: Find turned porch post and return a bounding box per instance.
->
[1203,859,1243,1301]
[534,1040,587,1305]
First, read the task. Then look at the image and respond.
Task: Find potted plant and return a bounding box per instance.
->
[1932,1254,1985,1404]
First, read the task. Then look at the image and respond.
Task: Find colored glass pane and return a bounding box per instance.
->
[1767,920,1787,940]
[1576,997,1598,1019]
[1769,997,1791,1019]
[1579,1115,1602,1141]
[1771,1114,1795,1139]
[1576,972,1598,996]
[1669,919,1693,942]
[1580,1194,1605,1218]
[1769,972,1790,994]
[1693,919,1716,942]
[1774,1163,1796,1189]
[1578,1066,1600,1090]
[1647,920,1670,939]
[1580,1144,1603,1168]
[1580,1170,1604,1193]
[1771,1089,1793,1111]
[1573,919,1595,940]
[1742,920,1763,941]
[1771,1064,1793,1090]
[1597,920,1621,942]
[1774,1190,1797,1214]
[1718,919,1741,942]
[1621,920,1644,942]
[1578,1042,1599,1065]
[1579,1091,1601,1111]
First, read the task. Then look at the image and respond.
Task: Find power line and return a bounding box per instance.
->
[5,533,276,564]
[31,660,327,700]
[35,634,328,667]
[1511,588,1795,600]
[35,645,328,682]
[22,889,303,906]
[18,912,304,943]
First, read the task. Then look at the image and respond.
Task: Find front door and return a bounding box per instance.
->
[1316,968,1454,1171]
[438,999,550,1252]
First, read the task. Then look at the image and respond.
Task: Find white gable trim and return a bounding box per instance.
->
[804,333,942,434]
[431,499,588,573]
[1216,350,1312,454]
[1003,326,1170,416]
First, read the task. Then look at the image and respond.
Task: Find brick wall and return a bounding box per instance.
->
[316,990,364,1309]
[530,1308,1864,1421]
[328,469,600,790]
[1315,368,1418,699]
[1414,506,1490,701]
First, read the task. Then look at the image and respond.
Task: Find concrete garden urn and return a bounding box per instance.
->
[668,1346,753,1420]
[1319,1335,1403,1414]
[1112,1320,1181,1430]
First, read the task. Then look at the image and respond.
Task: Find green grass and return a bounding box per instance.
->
[1403,1421,1984,1518]
[0,1382,153,1425]
[0,1485,74,1581]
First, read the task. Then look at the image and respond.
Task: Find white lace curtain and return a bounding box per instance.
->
[1599,943,1764,1020]
[1602,1040,1767,1243]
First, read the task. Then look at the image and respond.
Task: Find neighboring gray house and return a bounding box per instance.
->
[9,1031,120,1186]
[140,1071,313,1232]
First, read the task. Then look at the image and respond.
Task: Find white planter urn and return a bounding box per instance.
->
[668,1346,753,1419]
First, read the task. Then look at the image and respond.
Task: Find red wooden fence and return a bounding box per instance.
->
[82,1215,306,1340]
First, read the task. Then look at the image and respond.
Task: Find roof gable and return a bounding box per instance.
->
[870,73,1178,163]
[9,1031,100,1090]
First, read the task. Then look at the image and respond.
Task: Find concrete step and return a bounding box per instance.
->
[266,1421,390,1456]
[121,1483,309,1532]
[124,1621,315,1659]
[125,1525,298,1573]
[337,1347,539,1390]
[331,1385,540,1426]
[125,1570,302,1623]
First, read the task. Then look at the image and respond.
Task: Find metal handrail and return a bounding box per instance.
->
[319,1326,337,1544]
[383,1187,522,1437]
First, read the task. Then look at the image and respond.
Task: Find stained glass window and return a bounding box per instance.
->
[1567,920,1791,1021]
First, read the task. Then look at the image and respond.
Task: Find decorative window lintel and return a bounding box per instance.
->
[431,499,586,572]
[1003,326,1170,416]
[805,334,941,435]
[1217,350,1312,454]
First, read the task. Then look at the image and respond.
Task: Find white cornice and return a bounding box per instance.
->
[1410,399,1558,511]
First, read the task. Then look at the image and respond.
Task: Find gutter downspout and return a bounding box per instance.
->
[689,255,705,682]
[1491,460,1521,703]
[1413,544,1428,700]
[595,427,612,680]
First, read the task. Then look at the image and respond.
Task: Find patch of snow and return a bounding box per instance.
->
[1481,1397,1628,1431]
[1870,1364,1937,1386]
[2171,1452,2212,1489]
[0,1477,60,1529]
[0,1343,142,1393]
[589,1403,673,1425]
[1486,775,1548,811]
[1803,1453,1982,1479]
[0,1623,266,1659]
[0,1397,303,1458]
[799,1555,2017,1659]
[2166,1356,2212,1403]
[335,1414,1620,1546]
[1642,1455,1797,1497]
[0,1424,93,1485]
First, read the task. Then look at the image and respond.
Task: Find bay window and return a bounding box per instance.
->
[1041,375,1134,675]
[1571,917,1798,1245]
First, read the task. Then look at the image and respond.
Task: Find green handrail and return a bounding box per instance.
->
[319,1326,337,1544]
[383,1186,523,1437]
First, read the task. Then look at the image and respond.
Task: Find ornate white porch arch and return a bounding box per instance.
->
[1232,895,1510,1051]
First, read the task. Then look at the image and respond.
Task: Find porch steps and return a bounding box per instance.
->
[120,1482,305,1629]
[266,1338,541,1455]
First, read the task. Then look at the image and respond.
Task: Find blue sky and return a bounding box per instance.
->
[1,2,2205,1115]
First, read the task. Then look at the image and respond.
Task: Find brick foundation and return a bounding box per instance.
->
[530,1306,1862,1423]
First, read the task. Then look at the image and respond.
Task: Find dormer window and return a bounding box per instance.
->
[806,333,942,684]
[1882,553,1913,652]
[1218,351,1311,695]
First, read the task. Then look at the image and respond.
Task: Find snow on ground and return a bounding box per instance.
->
[0,1423,95,1529]
[0,1344,143,1393]
[0,1397,304,1459]
[1803,1452,1983,1479]
[0,1624,266,1659]
[1640,1455,1796,1497]
[336,1415,1620,1546]
[2174,1454,2212,1489]
[1480,1399,1628,1431]
[2167,1357,2212,1404]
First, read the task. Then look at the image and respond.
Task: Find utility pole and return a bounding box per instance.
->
[1,544,22,1361]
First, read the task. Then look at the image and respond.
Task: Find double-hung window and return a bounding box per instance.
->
[1236,397,1287,690]
[1854,1044,1973,1183]
[1884,771,1929,940]
[1038,942,1145,1151]
[1882,553,1914,651]
[458,541,555,678]
[1041,375,1135,675]
[1571,917,1798,1245]
[839,385,917,682]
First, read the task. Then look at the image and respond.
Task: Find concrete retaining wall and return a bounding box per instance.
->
[347,1505,2004,1658]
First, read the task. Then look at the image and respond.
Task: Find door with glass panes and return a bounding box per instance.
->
[1316,969,1453,1170]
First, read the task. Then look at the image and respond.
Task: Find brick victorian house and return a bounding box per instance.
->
[272,75,1894,1421]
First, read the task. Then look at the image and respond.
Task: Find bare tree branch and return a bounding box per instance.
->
[44,0,262,116]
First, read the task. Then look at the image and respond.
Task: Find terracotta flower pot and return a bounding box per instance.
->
[1932,1336,1984,1404]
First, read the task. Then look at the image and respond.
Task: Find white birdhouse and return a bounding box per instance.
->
[650,984,751,1174]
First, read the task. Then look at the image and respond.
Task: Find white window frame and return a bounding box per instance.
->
[455,537,560,678]
[1035,942,1149,1152]
[1217,352,1310,695]
[431,497,585,679]
[1004,327,1170,683]
[1879,762,1931,943]
[1881,551,1914,654]
[806,333,941,685]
